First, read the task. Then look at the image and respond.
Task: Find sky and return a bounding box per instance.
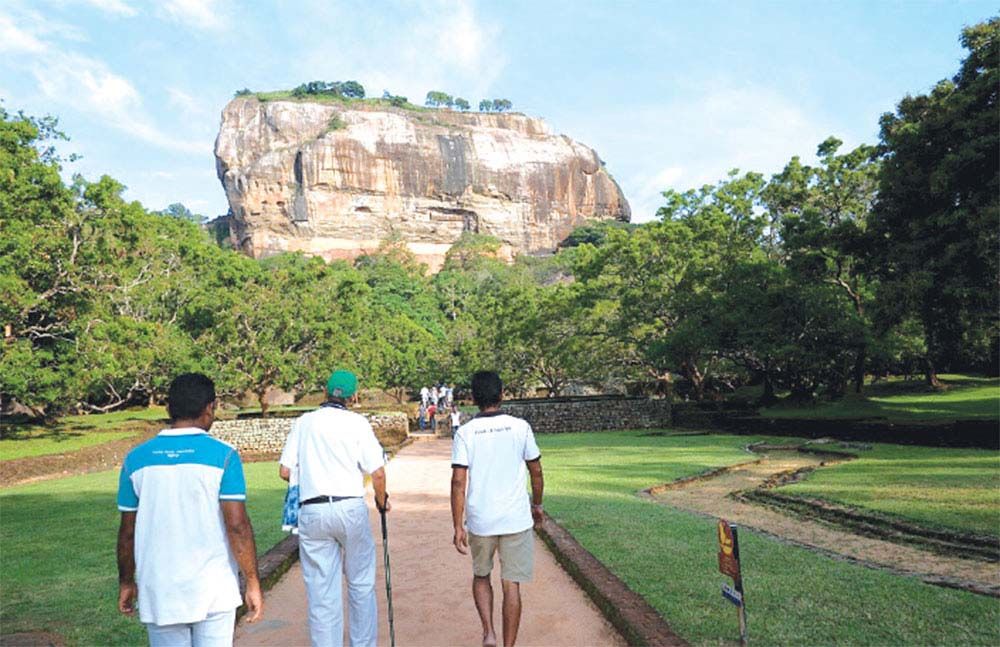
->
[1,0,995,223]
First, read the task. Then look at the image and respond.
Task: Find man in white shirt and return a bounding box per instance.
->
[280,369,389,647]
[116,373,263,647]
[451,371,544,647]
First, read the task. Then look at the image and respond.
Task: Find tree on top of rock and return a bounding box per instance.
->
[425,91,454,108]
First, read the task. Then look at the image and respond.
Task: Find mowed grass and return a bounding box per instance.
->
[781,443,1000,536]
[0,462,289,646]
[0,407,167,462]
[759,374,999,420]
[0,430,137,461]
[537,431,1000,646]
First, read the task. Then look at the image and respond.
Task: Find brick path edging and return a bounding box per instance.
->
[237,534,299,622]
[535,514,688,647]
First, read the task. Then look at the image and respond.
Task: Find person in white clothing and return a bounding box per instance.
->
[116,373,263,647]
[279,369,390,647]
[451,371,544,647]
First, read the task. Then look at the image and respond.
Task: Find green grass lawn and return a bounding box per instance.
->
[0,462,289,646]
[759,374,999,420]
[537,431,1000,646]
[780,442,1000,536]
[0,431,138,462]
[1,407,168,462]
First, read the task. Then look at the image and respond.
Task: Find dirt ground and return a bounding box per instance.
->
[0,426,159,487]
[647,449,1000,590]
[235,439,624,647]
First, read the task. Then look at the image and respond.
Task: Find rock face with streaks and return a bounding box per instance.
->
[214,97,630,270]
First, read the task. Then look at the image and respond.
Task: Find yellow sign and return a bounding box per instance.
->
[718,520,734,556]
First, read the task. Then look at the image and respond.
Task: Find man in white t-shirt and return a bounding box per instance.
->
[451,371,544,647]
[279,369,389,647]
[116,373,263,646]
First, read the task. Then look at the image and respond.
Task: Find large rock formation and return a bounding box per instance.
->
[215,97,630,270]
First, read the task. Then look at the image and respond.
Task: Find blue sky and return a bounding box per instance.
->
[1,0,994,223]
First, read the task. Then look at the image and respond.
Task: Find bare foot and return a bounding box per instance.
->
[482,632,497,647]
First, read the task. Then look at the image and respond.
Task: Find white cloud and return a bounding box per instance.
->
[80,0,138,17]
[167,86,210,118]
[2,10,205,154]
[289,0,505,108]
[0,13,48,53]
[161,0,227,32]
[616,83,849,223]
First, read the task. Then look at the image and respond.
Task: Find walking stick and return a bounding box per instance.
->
[380,500,396,647]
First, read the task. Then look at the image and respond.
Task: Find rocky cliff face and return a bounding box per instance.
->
[215,97,630,270]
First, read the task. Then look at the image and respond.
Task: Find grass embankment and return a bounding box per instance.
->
[0,463,288,646]
[0,408,167,462]
[759,374,999,420]
[783,442,1000,536]
[537,431,999,646]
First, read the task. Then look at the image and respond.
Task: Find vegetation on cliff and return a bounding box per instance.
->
[238,80,515,114]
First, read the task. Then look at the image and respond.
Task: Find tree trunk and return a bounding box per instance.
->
[852,346,866,394]
[257,390,269,417]
[757,372,778,407]
[923,358,944,390]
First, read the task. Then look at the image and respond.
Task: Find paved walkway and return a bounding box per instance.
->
[236,439,623,646]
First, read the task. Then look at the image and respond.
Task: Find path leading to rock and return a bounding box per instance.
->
[647,448,999,592]
[235,439,624,646]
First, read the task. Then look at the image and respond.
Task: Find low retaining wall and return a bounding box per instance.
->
[502,396,672,434]
[706,416,999,449]
[211,411,409,455]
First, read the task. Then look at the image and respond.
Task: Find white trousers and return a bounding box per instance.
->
[145,609,235,647]
[298,497,378,647]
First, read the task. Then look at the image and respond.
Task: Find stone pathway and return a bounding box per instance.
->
[236,439,623,646]
[647,449,1000,591]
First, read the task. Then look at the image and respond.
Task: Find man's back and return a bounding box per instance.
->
[452,412,540,536]
[117,428,245,625]
[283,406,385,501]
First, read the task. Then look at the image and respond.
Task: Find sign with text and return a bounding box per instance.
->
[722,583,743,607]
[717,518,748,646]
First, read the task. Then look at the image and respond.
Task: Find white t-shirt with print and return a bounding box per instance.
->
[451,411,540,536]
[280,405,386,502]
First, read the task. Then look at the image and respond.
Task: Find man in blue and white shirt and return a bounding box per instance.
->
[116,373,263,646]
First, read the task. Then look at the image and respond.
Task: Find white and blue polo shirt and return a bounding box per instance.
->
[117,427,247,626]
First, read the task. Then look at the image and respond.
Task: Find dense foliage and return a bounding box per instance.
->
[1,21,995,417]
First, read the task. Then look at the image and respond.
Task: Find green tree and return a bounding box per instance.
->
[478,99,492,112]
[868,19,1000,386]
[491,99,513,112]
[425,91,453,108]
[453,97,470,111]
[340,80,366,99]
[157,202,203,223]
[766,138,880,393]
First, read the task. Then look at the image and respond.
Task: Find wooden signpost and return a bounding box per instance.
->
[717,519,748,646]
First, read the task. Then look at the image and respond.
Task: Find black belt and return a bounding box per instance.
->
[300,495,360,506]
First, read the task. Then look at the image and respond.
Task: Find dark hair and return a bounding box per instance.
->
[167,373,216,421]
[471,371,502,409]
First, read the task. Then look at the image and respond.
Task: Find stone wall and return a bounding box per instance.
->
[211,411,409,455]
[501,396,672,434]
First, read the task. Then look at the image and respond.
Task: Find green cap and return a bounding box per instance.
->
[326,369,358,398]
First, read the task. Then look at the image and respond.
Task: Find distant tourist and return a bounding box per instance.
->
[420,385,430,406]
[279,369,389,646]
[450,406,461,436]
[418,401,428,431]
[116,373,263,645]
[427,402,438,432]
[451,371,544,647]
[430,385,440,407]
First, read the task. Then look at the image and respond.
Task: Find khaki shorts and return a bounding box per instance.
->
[469,528,534,582]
